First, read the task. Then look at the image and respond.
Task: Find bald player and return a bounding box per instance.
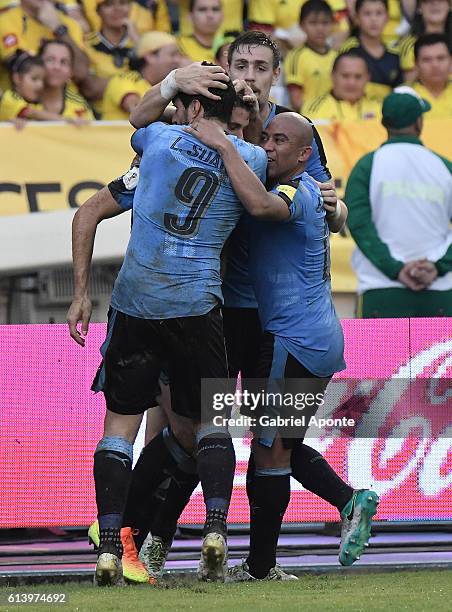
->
[187,113,377,581]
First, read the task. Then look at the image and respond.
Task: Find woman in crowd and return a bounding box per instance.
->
[39,40,94,121]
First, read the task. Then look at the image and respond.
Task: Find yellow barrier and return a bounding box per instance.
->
[1,119,450,291]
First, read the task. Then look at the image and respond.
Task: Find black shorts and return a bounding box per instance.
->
[93,307,228,418]
[222,307,262,378]
[252,331,332,448]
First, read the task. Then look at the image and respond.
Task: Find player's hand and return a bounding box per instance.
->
[233,79,259,116]
[398,261,430,291]
[184,118,228,150]
[174,63,229,100]
[67,296,92,346]
[315,181,337,213]
[37,0,62,30]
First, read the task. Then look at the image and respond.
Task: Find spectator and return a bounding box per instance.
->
[39,39,94,120]
[411,33,452,115]
[177,0,244,36]
[80,0,171,35]
[0,50,83,122]
[346,89,452,317]
[284,0,337,112]
[304,51,381,120]
[82,0,137,108]
[397,0,451,80]
[101,31,181,119]
[247,0,305,33]
[177,0,223,62]
[0,0,89,91]
[340,0,403,101]
[212,31,240,71]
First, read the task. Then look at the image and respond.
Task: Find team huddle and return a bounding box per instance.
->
[67,31,379,587]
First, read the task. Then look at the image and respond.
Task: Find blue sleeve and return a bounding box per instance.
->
[107,165,140,210]
[305,125,331,182]
[131,122,164,155]
[252,146,268,184]
[131,129,146,155]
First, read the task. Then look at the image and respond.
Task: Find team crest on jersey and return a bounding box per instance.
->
[3,33,18,48]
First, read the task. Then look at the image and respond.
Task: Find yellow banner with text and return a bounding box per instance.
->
[1,119,450,291]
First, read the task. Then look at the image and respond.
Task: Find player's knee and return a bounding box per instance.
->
[103,410,143,442]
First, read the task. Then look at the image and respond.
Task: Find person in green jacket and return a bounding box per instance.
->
[345,88,452,318]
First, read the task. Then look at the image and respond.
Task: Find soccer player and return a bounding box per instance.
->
[123,33,373,575]
[67,79,295,586]
[186,112,379,581]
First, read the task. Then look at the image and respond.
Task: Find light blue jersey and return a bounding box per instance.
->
[222,103,332,308]
[110,122,267,319]
[248,172,346,377]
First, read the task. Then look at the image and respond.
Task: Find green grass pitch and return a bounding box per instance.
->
[1,570,451,612]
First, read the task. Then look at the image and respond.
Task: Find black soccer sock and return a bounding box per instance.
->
[94,436,133,556]
[197,434,236,536]
[291,443,353,513]
[246,470,291,579]
[122,430,179,547]
[246,452,255,502]
[151,473,200,543]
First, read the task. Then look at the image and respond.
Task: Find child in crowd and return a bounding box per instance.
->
[284,0,338,111]
[340,0,403,100]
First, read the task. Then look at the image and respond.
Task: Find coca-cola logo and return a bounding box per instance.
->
[336,340,451,497]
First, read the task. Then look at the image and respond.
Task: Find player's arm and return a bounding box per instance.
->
[129,62,230,128]
[67,188,126,346]
[185,120,290,221]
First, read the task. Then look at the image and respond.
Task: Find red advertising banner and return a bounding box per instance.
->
[1,318,451,527]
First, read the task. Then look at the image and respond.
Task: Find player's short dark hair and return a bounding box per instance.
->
[355,0,388,12]
[38,39,75,66]
[332,50,369,72]
[414,33,451,60]
[228,31,281,70]
[7,49,44,76]
[175,64,237,123]
[300,0,333,22]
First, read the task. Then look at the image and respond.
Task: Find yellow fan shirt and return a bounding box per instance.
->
[304,92,381,121]
[101,71,149,120]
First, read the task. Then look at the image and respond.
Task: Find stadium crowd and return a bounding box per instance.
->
[0,0,450,123]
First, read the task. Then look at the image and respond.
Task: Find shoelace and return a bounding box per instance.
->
[147,540,165,567]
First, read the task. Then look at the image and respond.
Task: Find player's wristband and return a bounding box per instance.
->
[160,70,178,101]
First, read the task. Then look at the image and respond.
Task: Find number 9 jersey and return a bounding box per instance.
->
[110,122,267,319]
